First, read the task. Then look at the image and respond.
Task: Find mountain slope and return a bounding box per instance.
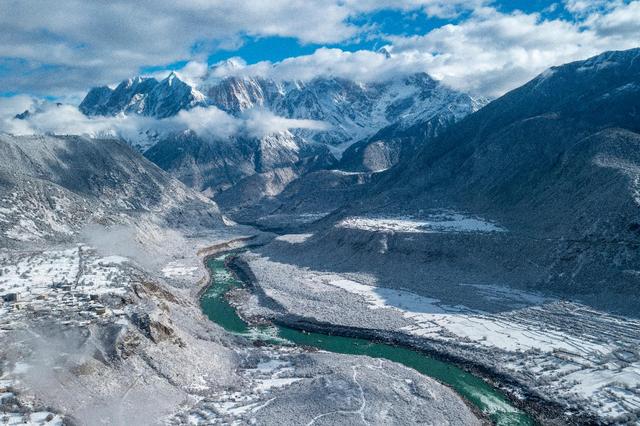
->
[336,104,479,172]
[143,130,335,194]
[335,48,639,310]
[0,134,225,245]
[383,49,640,226]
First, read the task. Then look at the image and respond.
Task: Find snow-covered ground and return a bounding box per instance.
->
[274,233,314,244]
[0,372,63,426]
[327,276,640,418]
[238,248,640,423]
[0,238,238,425]
[161,263,200,280]
[337,212,505,234]
[0,246,131,330]
[173,347,481,426]
[0,233,485,426]
[0,187,85,243]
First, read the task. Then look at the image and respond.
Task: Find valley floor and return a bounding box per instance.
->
[0,228,481,426]
[2,210,637,424]
[229,214,640,425]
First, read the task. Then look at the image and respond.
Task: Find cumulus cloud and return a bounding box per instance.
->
[564,0,624,16]
[168,107,241,139]
[212,49,401,82]
[171,61,210,87]
[0,98,328,141]
[0,95,36,119]
[341,0,487,18]
[384,3,640,96]
[2,1,639,98]
[587,1,640,37]
[198,2,640,97]
[0,0,483,95]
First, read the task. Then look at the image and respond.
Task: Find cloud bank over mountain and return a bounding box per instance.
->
[1,1,639,98]
[175,3,640,97]
[0,98,329,141]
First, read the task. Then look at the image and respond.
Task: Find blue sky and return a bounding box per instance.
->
[0,0,638,100]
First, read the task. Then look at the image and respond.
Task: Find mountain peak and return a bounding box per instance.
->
[79,66,481,148]
[164,71,180,85]
[212,57,245,72]
[154,72,187,91]
[378,47,392,59]
[79,72,204,118]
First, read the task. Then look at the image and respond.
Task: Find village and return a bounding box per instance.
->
[0,245,134,425]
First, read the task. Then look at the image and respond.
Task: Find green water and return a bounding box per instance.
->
[201,254,535,426]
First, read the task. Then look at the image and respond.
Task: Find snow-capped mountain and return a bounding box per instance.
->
[80,69,486,148]
[205,71,488,148]
[80,72,207,119]
[77,67,485,195]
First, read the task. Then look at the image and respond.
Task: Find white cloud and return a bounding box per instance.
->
[0,0,484,95]
[205,2,640,97]
[0,99,328,141]
[162,107,329,139]
[1,1,639,99]
[215,49,399,82]
[0,101,156,139]
[172,61,210,87]
[587,1,640,37]
[0,95,36,119]
[168,107,240,139]
[341,0,486,18]
[241,109,330,138]
[383,3,640,96]
[564,0,623,16]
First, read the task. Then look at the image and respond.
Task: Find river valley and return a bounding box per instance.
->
[201,253,536,425]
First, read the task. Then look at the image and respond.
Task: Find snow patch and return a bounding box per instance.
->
[337,212,505,234]
[274,233,314,244]
[162,263,199,278]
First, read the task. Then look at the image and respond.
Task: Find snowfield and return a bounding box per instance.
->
[0,235,483,426]
[333,278,640,418]
[337,212,506,234]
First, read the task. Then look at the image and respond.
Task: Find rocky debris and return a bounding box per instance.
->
[130,311,175,344]
[2,293,18,303]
